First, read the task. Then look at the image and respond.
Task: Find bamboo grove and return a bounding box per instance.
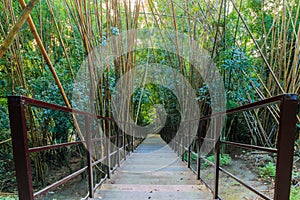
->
[0,0,299,194]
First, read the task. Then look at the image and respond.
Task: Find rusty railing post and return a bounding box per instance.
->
[116,121,120,167]
[188,120,191,168]
[105,120,111,179]
[172,129,175,151]
[213,115,222,199]
[274,94,298,200]
[181,121,184,161]
[85,116,94,198]
[132,123,135,152]
[8,96,34,200]
[197,119,204,180]
[123,122,126,160]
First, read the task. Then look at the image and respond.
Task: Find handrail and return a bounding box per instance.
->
[166,94,298,200]
[7,95,143,200]
[7,94,298,200]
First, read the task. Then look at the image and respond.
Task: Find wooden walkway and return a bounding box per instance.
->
[94,134,212,200]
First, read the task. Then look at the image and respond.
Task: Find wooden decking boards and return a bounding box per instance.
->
[94,134,212,200]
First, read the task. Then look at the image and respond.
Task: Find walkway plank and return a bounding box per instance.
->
[94,134,212,200]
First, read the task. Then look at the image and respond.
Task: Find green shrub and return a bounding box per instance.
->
[183,151,197,162]
[290,187,300,200]
[0,195,18,200]
[259,162,276,179]
[203,154,232,168]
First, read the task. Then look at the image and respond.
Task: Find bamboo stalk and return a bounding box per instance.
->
[230,0,285,94]
[18,0,88,146]
[0,0,40,58]
[46,0,75,79]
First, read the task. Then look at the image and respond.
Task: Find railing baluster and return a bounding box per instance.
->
[132,123,134,152]
[188,121,191,168]
[105,120,111,179]
[123,131,126,160]
[197,120,203,180]
[8,96,34,200]
[181,122,184,161]
[116,121,120,167]
[214,116,222,199]
[274,95,298,200]
[85,116,94,198]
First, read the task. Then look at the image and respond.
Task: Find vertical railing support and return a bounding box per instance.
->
[197,120,203,180]
[188,121,191,168]
[116,121,120,167]
[131,123,135,152]
[274,94,298,200]
[105,120,111,179]
[123,122,126,160]
[8,96,34,200]
[181,122,184,161]
[85,116,94,198]
[172,130,175,151]
[214,116,222,199]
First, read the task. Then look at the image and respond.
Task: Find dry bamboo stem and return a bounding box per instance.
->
[230,0,285,94]
[0,0,40,58]
[46,0,75,79]
[18,0,86,145]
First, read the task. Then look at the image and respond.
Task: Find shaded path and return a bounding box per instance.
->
[94,134,212,200]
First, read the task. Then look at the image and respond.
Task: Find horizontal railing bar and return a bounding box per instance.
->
[92,157,107,167]
[221,141,277,153]
[200,155,215,167]
[82,175,108,200]
[199,153,271,199]
[110,150,118,156]
[34,166,88,198]
[17,96,114,121]
[164,94,297,124]
[219,166,272,200]
[11,94,297,126]
[111,165,118,174]
[28,141,84,153]
[29,141,119,161]
[200,137,215,142]
[201,94,297,121]
[199,177,215,195]
[199,154,272,199]
[93,174,108,193]
[190,165,197,174]
[91,138,105,143]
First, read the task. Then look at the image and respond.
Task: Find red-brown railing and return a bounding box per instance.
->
[8,96,143,200]
[7,94,298,199]
[168,94,298,200]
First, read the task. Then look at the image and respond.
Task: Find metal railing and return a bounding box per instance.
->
[7,94,299,199]
[166,94,298,200]
[7,96,143,200]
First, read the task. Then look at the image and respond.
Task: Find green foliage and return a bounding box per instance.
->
[259,162,276,179]
[0,195,18,200]
[203,154,232,168]
[0,99,16,192]
[218,46,260,109]
[290,187,300,200]
[183,151,197,162]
